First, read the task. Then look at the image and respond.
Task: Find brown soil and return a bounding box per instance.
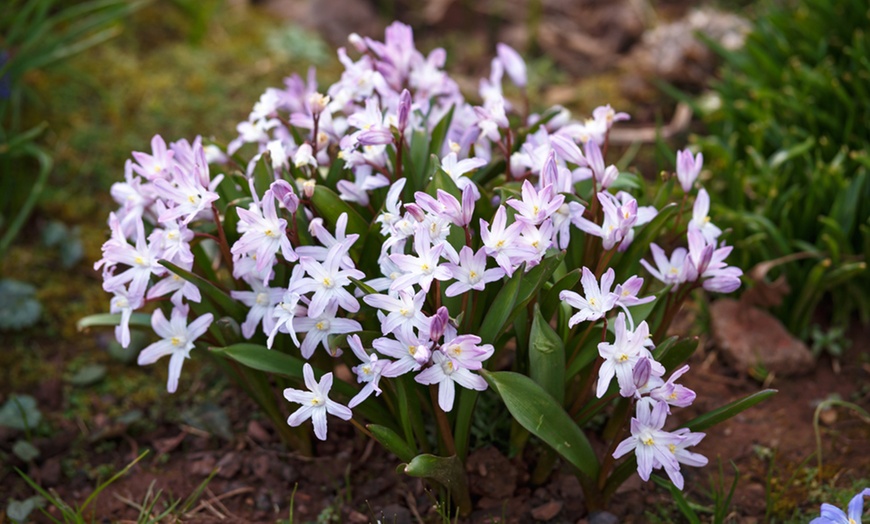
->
[2,320,868,523]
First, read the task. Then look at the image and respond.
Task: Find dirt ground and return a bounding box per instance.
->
[2,317,867,523]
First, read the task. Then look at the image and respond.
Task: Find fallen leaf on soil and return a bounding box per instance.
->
[531,500,563,521]
[153,432,186,455]
[216,451,242,478]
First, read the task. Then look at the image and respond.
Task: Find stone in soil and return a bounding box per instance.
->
[711,299,814,376]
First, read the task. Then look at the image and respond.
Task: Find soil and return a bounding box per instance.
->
[1,316,868,523]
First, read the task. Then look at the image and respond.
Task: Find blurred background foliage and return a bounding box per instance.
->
[694,0,870,337]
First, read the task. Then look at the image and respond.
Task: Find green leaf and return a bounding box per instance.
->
[0,279,42,330]
[402,454,471,516]
[5,495,46,524]
[308,185,369,242]
[427,105,455,161]
[540,268,580,321]
[12,439,40,462]
[77,312,152,332]
[67,364,107,387]
[655,337,699,373]
[510,251,565,319]
[211,343,393,427]
[682,389,777,432]
[159,260,245,320]
[0,395,42,431]
[478,270,523,344]
[483,370,599,479]
[368,424,416,463]
[651,476,702,524]
[529,305,565,405]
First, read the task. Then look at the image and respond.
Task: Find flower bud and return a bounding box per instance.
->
[270,180,299,213]
[414,344,432,365]
[300,178,316,198]
[307,92,330,116]
[496,43,527,88]
[267,140,289,171]
[633,357,652,391]
[429,306,449,342]
[398,89,412,131]
[348,33,367,53]
[403,203,425,222]
[294,143,316,168]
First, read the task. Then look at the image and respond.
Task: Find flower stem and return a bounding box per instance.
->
[429,385,456,456]
[211,203,235,278]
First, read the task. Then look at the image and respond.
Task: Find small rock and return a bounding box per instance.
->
[255,488,273,511]
[819,408,838,426]
[711,299,814,376]
[216,452,242,479]
[588,511,619,524]
[348,510,369,523]
[531,500,563,521]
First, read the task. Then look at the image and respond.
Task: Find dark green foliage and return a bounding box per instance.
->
[698,0,870,335]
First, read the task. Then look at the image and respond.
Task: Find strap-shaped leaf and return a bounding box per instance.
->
[681,389,777,432]
[160,260,245,320]
[654,336,699,373]
[368,424,416,463]
[509,251,565,320]
[308,185,369,242]
[478,268,523,344]
[77,312,152,331]
[529,305,565,405]
[540,268,580,321]
[211,343,394,427]
[427,105,455,161]
[402,454,471,516]
[483,370,600,479]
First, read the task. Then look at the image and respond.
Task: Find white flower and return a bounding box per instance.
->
[137,307,213,393]
[688,188,722,244]
[560,267,618,327]
[596,313,659,398]
[444,246,505,297]
[231,279,285,339]
[284,363,352,440]
[363,289,430,341]
[414,351,487,412]
[347,335,390,408]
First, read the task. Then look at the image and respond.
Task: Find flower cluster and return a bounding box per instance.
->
[93,21,744,492]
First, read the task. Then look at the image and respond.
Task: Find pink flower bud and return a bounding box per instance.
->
[496,43,527,88]
[404,203,425,222]
[270,180,299,213]
[429,306,449,342]
[398,89,412,131]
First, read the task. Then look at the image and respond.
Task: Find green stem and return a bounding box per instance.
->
[0,144,51,260]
